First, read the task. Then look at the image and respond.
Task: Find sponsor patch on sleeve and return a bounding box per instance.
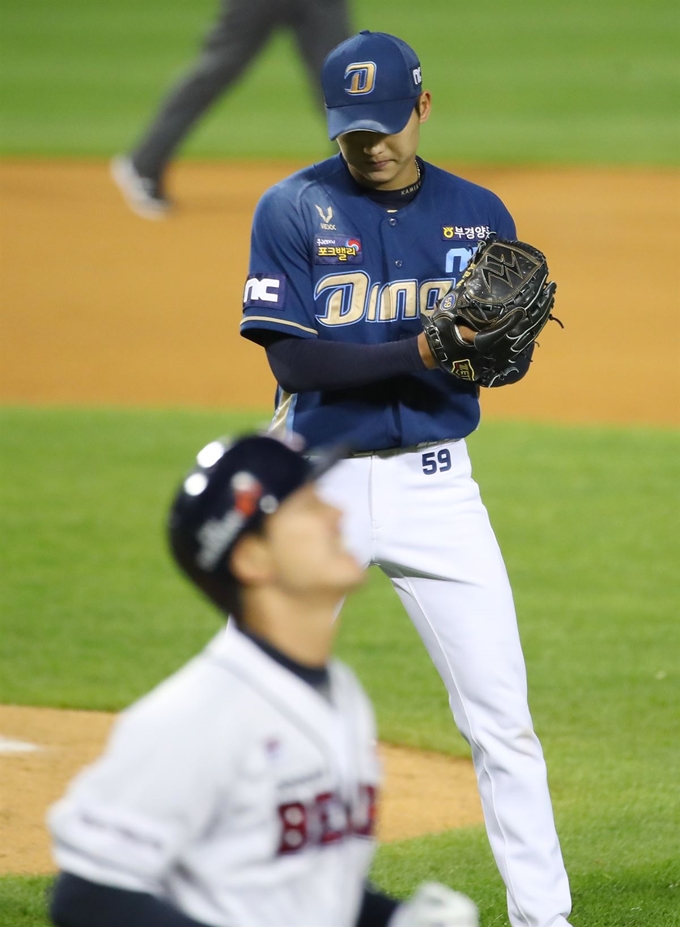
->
[314,236,363,265]
[243,274,286,310]
[441,225,491,241]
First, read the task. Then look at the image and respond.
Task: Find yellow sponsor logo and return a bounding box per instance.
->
[317,245,358,261]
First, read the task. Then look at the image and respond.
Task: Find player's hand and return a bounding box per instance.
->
[388,882,479,927]
[417,327,476,370]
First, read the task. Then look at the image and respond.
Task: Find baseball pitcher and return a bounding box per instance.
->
[239,30,573,927]
[48,434,478,927]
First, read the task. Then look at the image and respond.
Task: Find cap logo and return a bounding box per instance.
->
[412,66,422,86]
[232,472,263,517]
[195,472,263,570]
[344,61,376,95]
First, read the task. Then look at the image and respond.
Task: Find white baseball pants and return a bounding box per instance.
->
[318,438,572,927]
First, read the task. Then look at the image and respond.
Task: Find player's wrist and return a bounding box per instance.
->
[417,332,438,369]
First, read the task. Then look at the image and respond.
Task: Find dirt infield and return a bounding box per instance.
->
[0,160,678,423]
[0,705,481,875]
[0,160,677,875]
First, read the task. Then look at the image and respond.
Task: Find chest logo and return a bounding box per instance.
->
[314,204,336,231]
[315,235,363,265]
[442,225,491,241]
[277,785,377,855]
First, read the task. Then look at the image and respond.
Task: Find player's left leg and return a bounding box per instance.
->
[369,440,572,927]
[288,0,352,113]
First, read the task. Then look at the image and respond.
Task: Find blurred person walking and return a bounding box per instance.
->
[112,0,352,218]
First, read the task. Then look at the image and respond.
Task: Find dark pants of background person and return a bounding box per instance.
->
[131,0,351,181]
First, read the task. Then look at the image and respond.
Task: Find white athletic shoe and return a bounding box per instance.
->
[110,156,170,220]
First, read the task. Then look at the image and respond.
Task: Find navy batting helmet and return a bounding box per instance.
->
[168,434,344,616]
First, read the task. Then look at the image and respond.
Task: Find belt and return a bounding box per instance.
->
[347,438,459,459]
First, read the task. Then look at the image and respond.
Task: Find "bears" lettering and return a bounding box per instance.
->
[277,785,377,855]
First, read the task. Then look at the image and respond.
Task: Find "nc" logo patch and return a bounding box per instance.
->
[243,274,286,308]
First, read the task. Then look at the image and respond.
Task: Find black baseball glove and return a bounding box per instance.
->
[421,236,560,387]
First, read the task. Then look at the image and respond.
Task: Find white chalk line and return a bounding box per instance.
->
[0,735,42,754]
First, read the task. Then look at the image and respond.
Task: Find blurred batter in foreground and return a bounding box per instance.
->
[48,433,479,927]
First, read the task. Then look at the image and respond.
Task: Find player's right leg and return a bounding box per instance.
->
[369,441,572,927]
[389,565,572,927]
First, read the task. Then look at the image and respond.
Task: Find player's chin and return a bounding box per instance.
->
[360,161,395,182]
[345,562,366,589]
[330,553,365,592]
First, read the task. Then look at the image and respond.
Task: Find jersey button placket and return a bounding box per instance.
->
[386,217,402,270]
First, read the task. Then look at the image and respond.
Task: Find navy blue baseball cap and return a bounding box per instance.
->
[322,30,423,140]
[168,434,345,613]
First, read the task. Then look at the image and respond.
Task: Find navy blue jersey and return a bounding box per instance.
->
[241,154,516,452]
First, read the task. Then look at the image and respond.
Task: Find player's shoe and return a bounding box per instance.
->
[110,156,170,220]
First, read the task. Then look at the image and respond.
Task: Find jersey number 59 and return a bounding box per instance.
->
[422,448,452,475]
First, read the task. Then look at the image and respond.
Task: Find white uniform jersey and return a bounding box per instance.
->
[48,623,381,927]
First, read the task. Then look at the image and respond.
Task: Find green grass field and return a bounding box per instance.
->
[1,0,678,164]
[1,408,679,925]
[2,0,679,922]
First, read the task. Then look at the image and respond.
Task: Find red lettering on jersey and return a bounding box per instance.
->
[277,801,307,854]
[315,792,347,845]
[276,785,378,856]
[351,784,377,837]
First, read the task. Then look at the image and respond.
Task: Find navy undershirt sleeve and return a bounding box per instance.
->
[50,872,210,927]
[264,333,426,393]
[51,873,400,927]
[356,883,401,926]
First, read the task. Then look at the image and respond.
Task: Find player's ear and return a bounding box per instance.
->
[416,91,431,124]
[229,533,273,586]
